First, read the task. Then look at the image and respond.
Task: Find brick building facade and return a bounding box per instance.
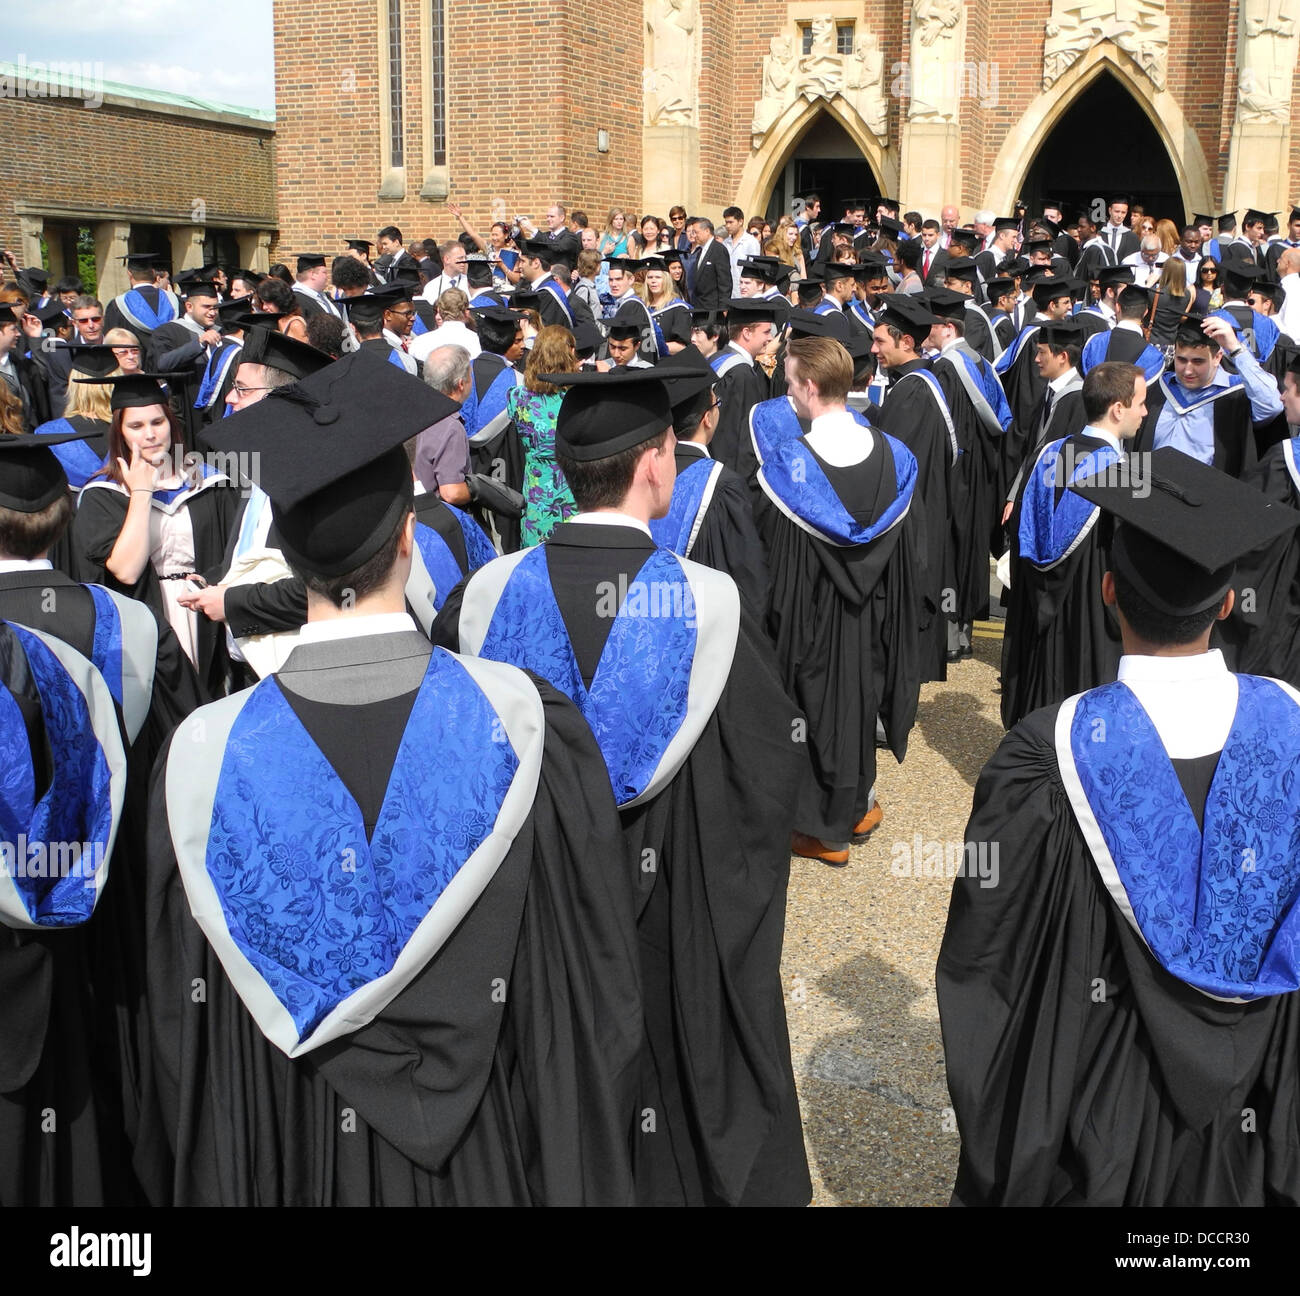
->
[0,63,275,302]
[270,0,1299,256]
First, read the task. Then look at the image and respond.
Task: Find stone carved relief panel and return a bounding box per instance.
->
[644,0,700,127]
[1042,0,1170,93]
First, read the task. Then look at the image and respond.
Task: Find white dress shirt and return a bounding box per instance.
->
[1116,649,1235,758]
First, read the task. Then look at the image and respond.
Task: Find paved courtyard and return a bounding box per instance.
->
[783,622,1007,1207]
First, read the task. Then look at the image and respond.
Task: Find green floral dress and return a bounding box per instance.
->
[507,385,577,546]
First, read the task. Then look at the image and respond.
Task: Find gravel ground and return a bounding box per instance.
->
[782,620,1007,1207]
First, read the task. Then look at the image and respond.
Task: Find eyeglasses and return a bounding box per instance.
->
[74,315,102,324]
[230,383,270,398]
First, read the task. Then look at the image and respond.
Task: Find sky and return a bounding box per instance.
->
[4,0,275,112]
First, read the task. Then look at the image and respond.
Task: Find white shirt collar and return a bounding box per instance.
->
[1048,366,1079,394]
[1081,424,1122,454]
[678,440,710,459]
[0,557,53,574]
[297,612,418,645]
[806,407,873,466]
[1117,649,1236,758]
[569,510,652,538]
[726,342,755,366]
[1115,319,1145,334]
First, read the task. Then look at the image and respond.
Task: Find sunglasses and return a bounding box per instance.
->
[75,315,103,324]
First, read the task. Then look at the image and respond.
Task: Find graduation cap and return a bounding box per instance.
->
[606,312,647,342]
[840,198,869,212]
[655,345,716,423]
[1035,217,1062,238]
[878,216,904,236]
[873,197,900,213]
[786,308,839,338]
[1069,447,1300,618]
[1003,256,1030,278]
[32,299,71,326]
[985,276,1017,301]
[1025,239,1055,258]
[1117,283,1157,311]
[993,217,1020,233]
[572,320,604,359]
[24,268,49,288]
[119,252,163,269]
[206,349,458,578]
[828,222,858,238]
[941,257,980,285]
[845,333,875,364]
[471,305,526,326]
[230,268,265,286]
[62,343,121,378]
[821,262,857,284]
[690,309,726,330]
[218,298,255,327]
[73,373,175,411]
[180,280,220,300]
[510,290,542,313]
[1031,277,1077,307]
[948,228,980,250]
[925,287,968,321]
[1217,213,1238,233]
[1041,199,1063,213]
[237,327,334,379]
[1242,209,1277,227]
[1097,265,1136,290]
[738,256,784,285]
[1037,319,1083,349]
[877,294,940,344]
[295,254,328,272]
[1221,260,1264,289]
[1288,205,1300,224]
[724,298,780,327]
[637,256,668,274]
[0,427,104,513]
[540,367,674,462]
[1191,213,1219,228]
[344,239,374,254]
[519,238,561,265]
[0,306,20,328]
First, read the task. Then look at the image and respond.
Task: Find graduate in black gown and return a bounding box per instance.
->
[646,347,769,617]
[1000,362,1144,729]
[708,298,776,472]
[0,593,130,1204]
[434,366,811,1207]
[70,374,240,699]
[146,349,642,1205]
[940,450,1300,1205]
[749,336,920,866]
[869,294,950,682]
[0,428,203,1203]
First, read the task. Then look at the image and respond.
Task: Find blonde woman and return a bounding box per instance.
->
[33,347,121,488]
[104,327,143,374]
[765,225,806,279]
[599,209,631,260]
[642,258,690,354]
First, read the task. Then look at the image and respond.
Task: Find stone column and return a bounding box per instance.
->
[642,0,701,215]
[93,220,132,302]
[1224,0,1300,212]
[897,0,967,218]
[236,230,274,274]
[170,225,207,277]
[18,216,44,274]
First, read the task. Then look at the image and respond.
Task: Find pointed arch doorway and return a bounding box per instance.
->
[764,113,881,225]
[1018,72,1183,221]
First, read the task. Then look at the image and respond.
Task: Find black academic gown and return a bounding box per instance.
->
[71,478,240,699]
[669,442,770,618]
[145,639,642,1205]
[103,286,172,355]
[0,569,201,1202]
[938,704,1300,1205]
[754,437,921,842]
[1000,432,1122,729]
[711,350,770,473]
[434,524,812,1207]
[872,360,950,682]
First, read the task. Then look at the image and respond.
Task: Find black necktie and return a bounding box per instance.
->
[1039,386,1055,434]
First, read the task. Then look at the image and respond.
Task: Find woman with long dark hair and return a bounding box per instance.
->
[72,374,239,696]
[1194,257,1223,313]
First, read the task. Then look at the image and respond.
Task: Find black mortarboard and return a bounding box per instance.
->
[33,299,71,326]
[606,313,646,342]
[296,254,327,272]
[941,257,980,285]
[1243,209,1277,227]
[661,249,685,267]
[1217,213,1238,233]
[637,256,668,274]
[180,280,220,299]
[0,427,104,513]
[1003,257,1030,278]
[1037,319,1083,348]
[62,343,121,378]
[1118,284,1157,310]
[925,287,968,321]
[1031,277,1077,306]
[237,327,334,379]
[1036,217,1062,238]
[948,228,980,250]
[853,254,889,278]
[510,290,542,312]
[120,252,162,268]
[603,257,643,275]
[1222,259,1264,286]
[1097,265,1135,290]
[786,309,839,338]
[1069,447,1300,618]
[471,305,526,326]
[345,239,374,253]
[218,298,254,327]
[874,197,899,212]
[829,222,857,237]
[520,238,559,265]
[1191,213,1216,227]
[572,320,604,358]
[821,262,856,283]
[690,309,725,330]
[231,268,265,286]
[840,198,868,211]
[74,373,174,411]
[1288,205,1300,224]
[879,216,904,236]
[655,345,716,422]
[206,349,458,578]
[723,298,779,327]
[1042,199,1063,212]
[993,217,1020,232]
[0,306,22,328]
[985,276,1017,300]
[544,367,674,462]
[738,256,784,285]
[1025,239,1055,257]
[877,294,940,343]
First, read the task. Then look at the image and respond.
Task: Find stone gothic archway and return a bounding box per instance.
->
[984,46,1212,220]
[736,96,899,226]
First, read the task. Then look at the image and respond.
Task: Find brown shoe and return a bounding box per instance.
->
[851,804,883,844]
[791,831,850,867]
